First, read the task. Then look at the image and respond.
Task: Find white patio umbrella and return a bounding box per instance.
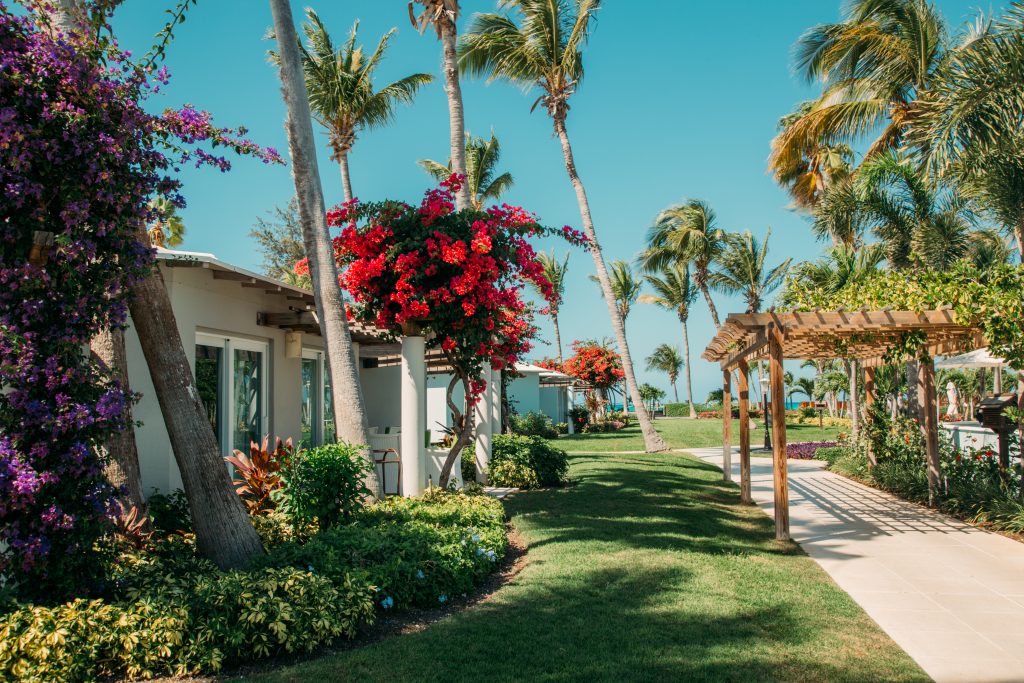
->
[935,348,1007,369]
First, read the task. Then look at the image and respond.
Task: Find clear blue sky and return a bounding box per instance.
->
[111,0,1003,403]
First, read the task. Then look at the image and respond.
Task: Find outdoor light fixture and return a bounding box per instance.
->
[759,375,772,450]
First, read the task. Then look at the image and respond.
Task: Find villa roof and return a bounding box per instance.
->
[702,308,983,369]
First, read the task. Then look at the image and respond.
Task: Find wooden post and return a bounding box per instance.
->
[738,360,752,504]
[864,366,876,466]
[918,354,940,506]
[722,369,733,482]
[768,325,790,541]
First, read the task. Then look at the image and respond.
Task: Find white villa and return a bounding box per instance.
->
[125,249,572,499]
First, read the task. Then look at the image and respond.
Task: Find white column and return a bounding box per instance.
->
[400,335,426,496]
[474,364,493,483]
[490,368,502,437]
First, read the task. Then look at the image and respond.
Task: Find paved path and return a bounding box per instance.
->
[689,447,1024,683]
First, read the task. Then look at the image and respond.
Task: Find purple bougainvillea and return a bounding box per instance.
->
[0,2,281,599]
[786,441,839,460]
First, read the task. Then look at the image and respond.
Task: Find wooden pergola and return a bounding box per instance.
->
[702,308,983,541]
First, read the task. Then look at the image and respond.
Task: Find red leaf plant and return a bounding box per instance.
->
[299,176,587,486]
[224,436,295,514]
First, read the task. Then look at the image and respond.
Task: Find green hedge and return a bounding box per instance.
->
[663,403,718,417]
[488,434,569,488]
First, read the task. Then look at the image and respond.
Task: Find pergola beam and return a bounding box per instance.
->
[722,370,732,483]
[737,359,752,504]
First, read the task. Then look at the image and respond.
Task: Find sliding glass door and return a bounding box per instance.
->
[196,333,268,456]
[300,349,336,447]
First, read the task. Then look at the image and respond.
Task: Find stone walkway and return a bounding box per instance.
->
[690,447,1024,683]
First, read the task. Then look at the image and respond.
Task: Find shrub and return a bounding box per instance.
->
[568,406,590,432]
[799,406,818,418]
[260,490,506,611]
[284,443,372,529]
[509,411,558,439]
[147,489,192,535]
[461,443,478,484]
[223,436,294,514]
[813,446,847,465]
[488,434,569,488]
[786,441,838,460]
[555,422,569,434]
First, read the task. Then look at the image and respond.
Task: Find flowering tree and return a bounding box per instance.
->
[323,176,586,486]
[563,339,625,420]
[0,3,281,597]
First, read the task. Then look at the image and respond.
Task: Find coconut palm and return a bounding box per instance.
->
[458,0,668,452]
[269,0,379,498]
[782,243,884,306]
[789,377,817,403]
[411,0,471,211]
[589,260,641,321]
[295,11,432,203]
[639,264,699,417]
[770,0,948,177]
[773,101,855,211]
[418,132,514,210]
[532,250,569,363]
[709,230,791,315]
[147,197,185,248]
[640,200,725,328]
[967,228,1014,270]
[810,174,870,248]
[645,344,683,404]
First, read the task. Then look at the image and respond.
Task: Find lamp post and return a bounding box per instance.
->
[760,374,772,450]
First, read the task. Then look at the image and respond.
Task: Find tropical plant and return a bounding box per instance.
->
[640,199,725,327]
[293,10,432,203]
[460,0,668,453]
[639,383,666,415]
[639,263,699,417]
[532,250,569,363]
[773,101,855,211]
[789,377,817,403]
[645,344,683,404]
[269,0,379,497]
[419,132,514,210]
[224,436,295,515]
[589,260,642,321]
[411,0,471,210]
[781,244,884,306]
[146,196,185,248]
[250,197,307,281]
[810,174,869,247]
[283,442,372,529]
[709,229,791,314]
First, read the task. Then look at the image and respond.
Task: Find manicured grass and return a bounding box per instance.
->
[556,417,844,453]
[246,451,925,682]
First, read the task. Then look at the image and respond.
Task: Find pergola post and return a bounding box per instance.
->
[400,335,426,496]
[864,366,877,466]
[722,369,733,482]
[474,364,493,484]
[768,324,790,541]
[737,360,752,504]
[918,353,940,506]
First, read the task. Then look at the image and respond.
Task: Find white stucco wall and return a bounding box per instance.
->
[507,373,541,416]
[361,364,402,432]
[539,386,568,423]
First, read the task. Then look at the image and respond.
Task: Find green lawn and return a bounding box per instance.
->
[556,417,843,453]
[245,451,924,683]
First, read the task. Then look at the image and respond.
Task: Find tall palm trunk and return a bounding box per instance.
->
[551,309,564,365]
[269,0,379,495]
[90,328,146,516]
[695,268,721,328]
[552,116,666,452]
[339,151,354,204]
[439,20,471,211]
[846,359,859,437]
[128,239,263,568]
[680,317,697,418]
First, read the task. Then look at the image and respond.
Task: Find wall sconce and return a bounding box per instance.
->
[285,330,302,359]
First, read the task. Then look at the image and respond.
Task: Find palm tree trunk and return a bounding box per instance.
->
[90,327,146,517]
[681,318,697,419]
[269,0,379,495]
[847,359,859,438]
[552,310,564,365]
[339,151,354,204]
[439,19,471,212]
[698,279,721,328]
[128,245,263,569]
[552,117,666,452]
[906,360,920,421]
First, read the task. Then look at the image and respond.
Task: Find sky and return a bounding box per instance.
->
[108,0,1005,403]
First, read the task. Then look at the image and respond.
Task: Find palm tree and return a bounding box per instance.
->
[810,175,869,248]
[411,0,471,211]
[589,260,641,321]
[770,0,948,175]
[645,344,683,404]
[789,377,817,403]
[640,200,725,327]
[147,197,185,248]
[419,132,514,210]
[639,264,699,417]
[773,102,855,211]
[269,0,379,496]
[532,251,569,363]
[967,228,1014,270]
[295,11,432,203]
[459,0,668,452]
[782,244,884,305]
[709,230,791,315]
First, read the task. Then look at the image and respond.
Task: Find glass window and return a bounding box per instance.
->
[323,363,336,444]
[233,348,263,454]
[195,344,222,439]
[301,357,318,448]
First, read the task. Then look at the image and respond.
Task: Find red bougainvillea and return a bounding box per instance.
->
[562,339,625,390]
[534,358,564,372]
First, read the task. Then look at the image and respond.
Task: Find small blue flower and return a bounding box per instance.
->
[475,547,484,556]
[381,596,394,609]
[485,549,497,561]
[438,595,448,604]
[471,534,481,542]
[416,569,425,580]
[307,564,315,573]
